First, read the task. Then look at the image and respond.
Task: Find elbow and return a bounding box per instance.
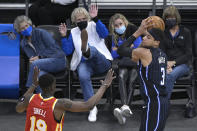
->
[15,106,24,113]
[103,31,109,38]
[85,102,95,111]
[102,29,109,38]
[97,28,109,39]
[98,32,108,39]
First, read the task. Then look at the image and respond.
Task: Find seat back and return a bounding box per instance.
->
[37,25,62,46]
[0,24,20,99]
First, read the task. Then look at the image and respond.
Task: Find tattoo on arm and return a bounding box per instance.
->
[62,99,72,109]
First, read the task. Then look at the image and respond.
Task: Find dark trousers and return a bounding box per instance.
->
[118,68,138,105]
[140,96,169,131]
[29,0,78,26]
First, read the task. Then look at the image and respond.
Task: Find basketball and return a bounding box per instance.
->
[147,16,165,31]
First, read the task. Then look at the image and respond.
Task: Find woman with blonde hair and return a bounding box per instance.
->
[105,13,142,124]
[59,5,113,122]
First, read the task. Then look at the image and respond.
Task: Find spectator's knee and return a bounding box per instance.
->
[78,73,90,82]
[29,60,39,69]
[119,69,127,79]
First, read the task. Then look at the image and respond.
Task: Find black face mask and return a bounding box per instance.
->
[165,19,177,29]
[77,21,87,31]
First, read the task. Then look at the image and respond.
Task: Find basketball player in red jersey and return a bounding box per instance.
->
[16,67,115,131]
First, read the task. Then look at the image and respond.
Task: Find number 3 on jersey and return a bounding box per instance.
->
[160,67,165,86]
[30,116,47,131]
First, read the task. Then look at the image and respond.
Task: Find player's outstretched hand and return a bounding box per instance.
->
[100,69,116,88]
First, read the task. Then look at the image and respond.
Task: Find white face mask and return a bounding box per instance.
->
[115,25,126,35]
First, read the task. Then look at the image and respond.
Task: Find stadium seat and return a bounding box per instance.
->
[0,24,20,99]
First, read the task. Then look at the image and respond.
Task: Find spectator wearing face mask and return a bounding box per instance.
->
[59,5,113,122]
[105,13,142,124]
[161,6,192,101]
[13,15,67,93]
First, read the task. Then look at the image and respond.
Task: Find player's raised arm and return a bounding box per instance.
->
[56,69,115,112]
[16,67,39,113]
[117,18,151,57]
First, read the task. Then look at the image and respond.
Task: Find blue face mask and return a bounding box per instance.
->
[115,25,126,35]
[21,26,32,36]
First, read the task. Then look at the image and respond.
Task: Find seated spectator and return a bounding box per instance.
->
[59,5,113,122]
[105,13,142,124]
[162,6,192,100]
[13,15,66,93]
[29,0,78,26]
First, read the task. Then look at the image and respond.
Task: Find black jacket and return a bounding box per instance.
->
[161,25,192,66]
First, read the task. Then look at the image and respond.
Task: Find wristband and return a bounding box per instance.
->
[18,96,25,103]
[32,84,37,88]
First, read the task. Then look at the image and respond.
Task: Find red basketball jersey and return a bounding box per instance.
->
[25,94,64,131]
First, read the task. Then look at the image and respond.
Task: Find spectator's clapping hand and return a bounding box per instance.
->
[167,61,176,68]
[89,4,98,19]
[59,23,67,37]
[167,61,176,74]
[167,68,172,74]
[29,56,39,63]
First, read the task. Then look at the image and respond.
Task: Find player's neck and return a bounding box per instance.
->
[41,93,53,99]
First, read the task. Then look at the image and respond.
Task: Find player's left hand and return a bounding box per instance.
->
[89,4,98,19]
[135,18,153,37]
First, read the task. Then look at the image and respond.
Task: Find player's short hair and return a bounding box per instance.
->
[39,73,55,90]
[148,28,165,43]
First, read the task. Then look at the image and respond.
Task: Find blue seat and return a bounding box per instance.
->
[0,24,20,99]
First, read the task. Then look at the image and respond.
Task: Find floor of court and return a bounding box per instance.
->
[0,98,197,131]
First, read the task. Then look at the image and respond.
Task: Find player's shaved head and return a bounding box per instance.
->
[39,73,55,91]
